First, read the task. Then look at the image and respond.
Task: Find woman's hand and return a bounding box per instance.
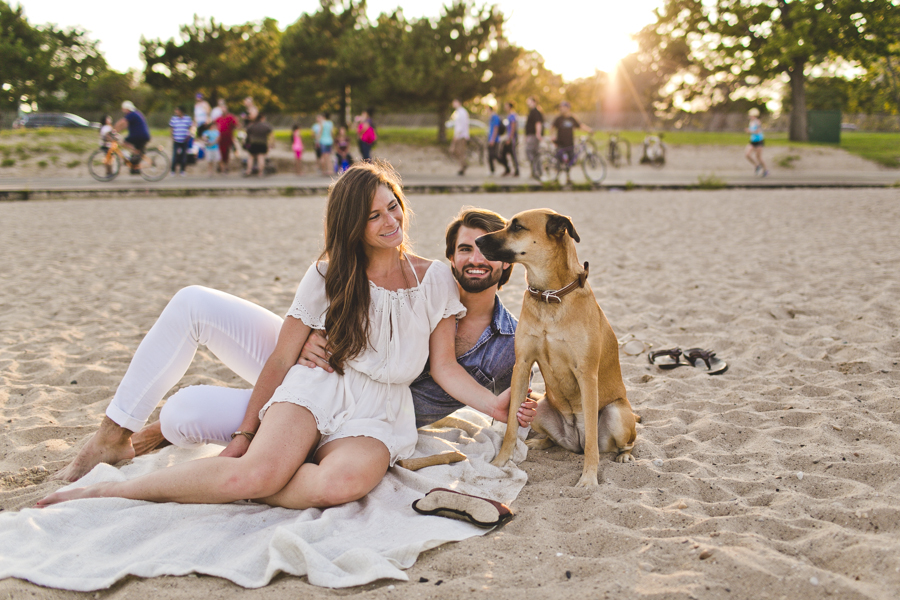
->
[218,433,252,458]
[492,388,538,427]
[297,330,333,372]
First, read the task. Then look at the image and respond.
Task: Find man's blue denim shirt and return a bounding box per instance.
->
[410,295,517,428]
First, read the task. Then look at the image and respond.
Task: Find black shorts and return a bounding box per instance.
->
[248,143,268,156]
[126,137,149,151]
[750,140,764,147]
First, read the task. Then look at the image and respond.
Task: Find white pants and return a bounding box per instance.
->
[106,286,283,447]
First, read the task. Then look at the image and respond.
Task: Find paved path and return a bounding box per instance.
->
[2,165,898,200]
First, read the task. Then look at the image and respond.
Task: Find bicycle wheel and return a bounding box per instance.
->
[538,151,560,183]
[88,149,121,182]
[582,150,607,184]
[138,149,170,182]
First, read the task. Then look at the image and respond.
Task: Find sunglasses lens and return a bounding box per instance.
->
[621,340,646,355]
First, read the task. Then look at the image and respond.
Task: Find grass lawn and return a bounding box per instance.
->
[592,130,899,168]
[13,124,890,168]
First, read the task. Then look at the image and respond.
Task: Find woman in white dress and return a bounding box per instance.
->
[38,161,506,510]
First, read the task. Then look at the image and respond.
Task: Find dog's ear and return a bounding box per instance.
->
[546,214,580,243]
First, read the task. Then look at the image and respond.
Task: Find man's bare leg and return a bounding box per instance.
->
[51,416,136,482]
[132,421,171,456]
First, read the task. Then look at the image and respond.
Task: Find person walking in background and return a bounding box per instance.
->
[244,114,273,177]
[202,125,220,177]
[524,96,544,180]
[216,104,239,174]
[316,112,334,176]
[450,99,470,176]
[486,104,503,175]
[550,101,591,170]
[194,93,211,136]
[334,126,352,174]
[169,106,193,176]
[745,108,768,177]
[312,116,323,170]
[500,101,519,177]
[292,124,304,175]
[209,98,225,126]
[355,108,376,161]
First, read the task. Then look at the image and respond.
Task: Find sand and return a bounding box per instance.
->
[1,185,899,599]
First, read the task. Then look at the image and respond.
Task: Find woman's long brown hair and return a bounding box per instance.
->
[318,160,410,374]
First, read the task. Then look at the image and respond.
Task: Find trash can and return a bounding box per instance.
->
[807,110,841,143]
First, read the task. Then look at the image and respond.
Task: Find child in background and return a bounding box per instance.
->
[292,124,304,175]
[99,115,115,150]
[334,126,352,174]
[202,126,221,177]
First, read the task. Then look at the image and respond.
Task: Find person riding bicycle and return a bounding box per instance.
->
[550,101,591,167]
[116,101,151,174]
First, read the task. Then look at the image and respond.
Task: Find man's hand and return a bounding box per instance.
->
[492,388,538,428]
[297,330,333,372]
[218,434,251,458]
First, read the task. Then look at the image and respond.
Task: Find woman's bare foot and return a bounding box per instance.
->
[50,417,136,483]
[36,482,116,508]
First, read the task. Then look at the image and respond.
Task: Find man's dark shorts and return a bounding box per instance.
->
[248,143,268,156]
[126,136,149,152]
[750,140,765,147]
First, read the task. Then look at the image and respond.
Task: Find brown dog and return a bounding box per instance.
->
[475,209,637,487]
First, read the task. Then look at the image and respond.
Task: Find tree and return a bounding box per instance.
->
[0,1,112,112]
[278,0,371,121]
[365,1,519,141]
[141,16,284,112]
[637,0,899,140]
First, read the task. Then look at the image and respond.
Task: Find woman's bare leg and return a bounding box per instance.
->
[37,403,320,507]
[260,436,390,510]
[745,144,758,167]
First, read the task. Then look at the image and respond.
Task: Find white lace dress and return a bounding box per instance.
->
[260,258,466,465]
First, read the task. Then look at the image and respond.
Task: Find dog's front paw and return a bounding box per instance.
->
[490,456,508,468]
[614,452,635,463]
[575,473,599,487]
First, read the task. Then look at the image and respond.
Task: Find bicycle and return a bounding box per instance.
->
[606,133,631,168]
[537,135,607,185]
[639,134,666,168]
[88,139,170,182]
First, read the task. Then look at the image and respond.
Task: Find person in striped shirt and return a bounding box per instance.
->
[169,106,194,176]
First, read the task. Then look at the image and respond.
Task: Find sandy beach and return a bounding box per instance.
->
[1,185,899,598]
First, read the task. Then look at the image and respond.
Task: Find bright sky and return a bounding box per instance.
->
[13,0,661,81]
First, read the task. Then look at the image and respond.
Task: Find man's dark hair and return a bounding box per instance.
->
[445,207,512,289]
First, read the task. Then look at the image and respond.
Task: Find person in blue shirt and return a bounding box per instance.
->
[115,101,151,172]
[51,206,536,483]
[745,108,768,177]
[500,101,520,177]
[486,105,503,175]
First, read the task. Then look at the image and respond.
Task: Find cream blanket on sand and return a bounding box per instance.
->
[0,409,527,590]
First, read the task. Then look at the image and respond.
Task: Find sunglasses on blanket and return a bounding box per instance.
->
[618,334,652,356]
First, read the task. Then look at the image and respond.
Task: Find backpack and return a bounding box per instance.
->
[361,122,377,145]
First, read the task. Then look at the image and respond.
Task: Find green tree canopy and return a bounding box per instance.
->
[637,0,899,140]
[141,15,284,113]
[363,1,519,140]
[278,0,371,121]
[1,1,113,112]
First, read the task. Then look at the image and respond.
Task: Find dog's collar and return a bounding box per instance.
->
[526,262,589,304]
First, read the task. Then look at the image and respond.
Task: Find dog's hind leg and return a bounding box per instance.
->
[598,399,637,463]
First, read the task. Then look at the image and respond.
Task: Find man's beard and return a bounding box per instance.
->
[452,263,502,293]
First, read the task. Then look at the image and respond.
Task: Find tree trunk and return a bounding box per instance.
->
[788,57,808,142]
[437,106,448,144]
